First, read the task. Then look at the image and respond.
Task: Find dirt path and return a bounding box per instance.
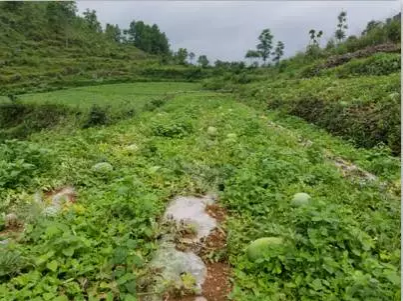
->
[149,196,232,301]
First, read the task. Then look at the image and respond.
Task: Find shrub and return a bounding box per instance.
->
[0,103,72,140]
[82,105,109,128]
[151,117,193,138]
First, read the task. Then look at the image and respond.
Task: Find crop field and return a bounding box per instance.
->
[0,2,401,300]
[0,82,201,109]
[0,83,400,301]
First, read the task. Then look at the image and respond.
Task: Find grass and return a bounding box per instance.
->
[0,82,203,142]
[0,83,400,300]
[0,82,201,110]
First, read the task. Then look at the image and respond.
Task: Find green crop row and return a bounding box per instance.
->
[0,91,399,300]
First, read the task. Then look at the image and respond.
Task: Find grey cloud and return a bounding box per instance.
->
[77,1,400,62]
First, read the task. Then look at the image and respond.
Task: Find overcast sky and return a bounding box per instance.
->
[76,1,400,61]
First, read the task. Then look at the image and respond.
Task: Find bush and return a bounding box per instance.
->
[151,117,193,138]
[142,97,169,112]
[0,103,72,140]
[82,105,109,128]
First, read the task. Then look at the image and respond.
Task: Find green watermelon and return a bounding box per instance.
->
[126,144,139,152]
[246,237,283,261]
[291,192,311,207]
[92,162,113,174]
[207,126,218,136]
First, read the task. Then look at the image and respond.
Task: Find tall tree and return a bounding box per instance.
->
[272,41,285,65]
[257,29,274,63]
[125,20,169,55]
[150,24,169,55]
[105,24,122,43]
[188,52,195,64]
[175,48,188,65]
[46,2,77,47]
[308,29,323,46]
[335,10,348,43]
[197,55,209,68]
[361,20,382,35]
[245,49,261,65]
[83,9,102,33]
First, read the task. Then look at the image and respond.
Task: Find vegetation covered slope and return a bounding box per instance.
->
[0,2,209,96]
[0,82,201,141]
[204,13,401,155]
[0,87,399,300]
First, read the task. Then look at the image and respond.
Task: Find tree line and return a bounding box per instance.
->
[2,2,399,69]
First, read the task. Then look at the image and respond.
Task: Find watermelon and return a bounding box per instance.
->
[291,192,311,207]
[226,133,237,139]
[126,144,139,152]
[92,162,113,174]
[246,237,283,261]
[207,126,218,136]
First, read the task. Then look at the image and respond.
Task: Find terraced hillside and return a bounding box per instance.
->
[0,4,400,301]
[0,83,400,300]
[0,2,209,96]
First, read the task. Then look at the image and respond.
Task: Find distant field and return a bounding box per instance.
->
[0,82,201,110]
[0,82,205,141]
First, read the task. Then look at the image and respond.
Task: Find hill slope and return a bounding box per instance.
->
[0,2,207,95]
[203,13,401,155]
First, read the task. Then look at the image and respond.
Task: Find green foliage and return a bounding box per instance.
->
[300,53,400,78]
[250,74,401,155]
[83,105,109,128]
[0,82,201,140]
[0,86,399,300]
[0,103,73,140]
[335,10,348,43]
[105,23,122,43]
[124,20,170,55]
[272,41,285,65]
[0,139,51,189]
[0,246,30,278]
[0,2,206,95]
[197,55,209,68]
[150,116,193,138]
[257,29,274,63]
[322,53,401,78]
[175,48,189,65]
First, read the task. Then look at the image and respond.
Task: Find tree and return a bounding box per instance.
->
[188,52,195,64]
[83,9,102,33]
[245,50,261,65]
[125,20,170,55]
[272,41,285,65]
[150,24,170,55]
[105,24,122,43]
[309,29,323,46]
[175,48,188,65]
[335,10,348,43]
[325,38,336,50]
[257,29,274,63]
[46,2,77,47]
[214,60,225,68]
[197,55,209,68]
[362,20,382,35]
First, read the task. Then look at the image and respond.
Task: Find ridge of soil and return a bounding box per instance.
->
[170,202,232,301]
